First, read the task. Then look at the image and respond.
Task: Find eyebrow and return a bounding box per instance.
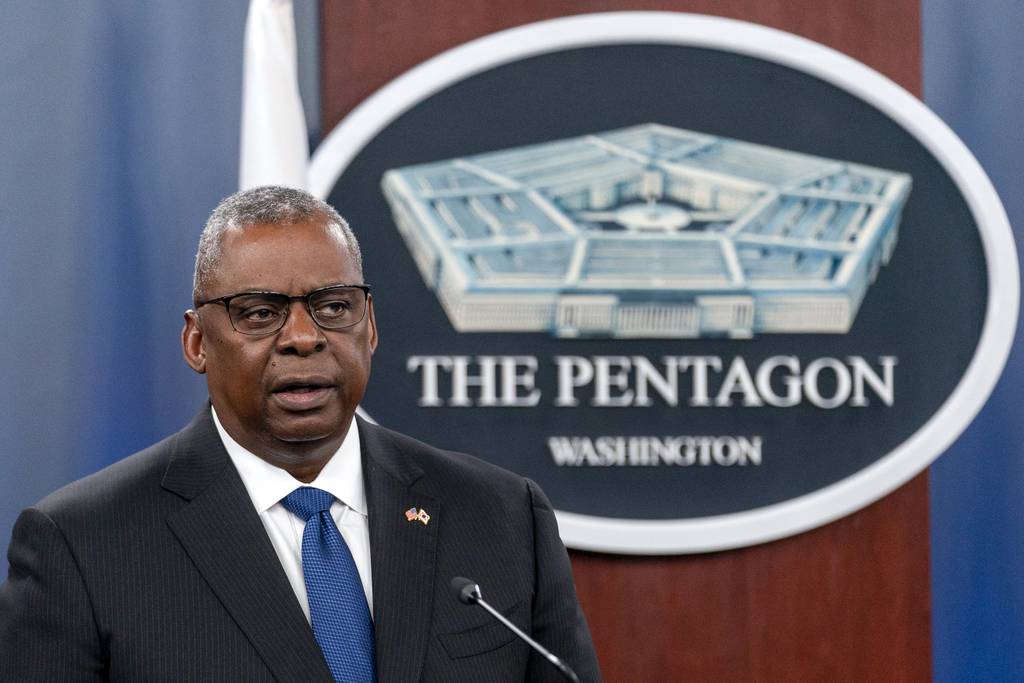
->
[222,282,366,296]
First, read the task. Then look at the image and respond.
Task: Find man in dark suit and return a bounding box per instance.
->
[0,186,601,682]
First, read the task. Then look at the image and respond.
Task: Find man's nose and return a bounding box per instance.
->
[275,301,327,355]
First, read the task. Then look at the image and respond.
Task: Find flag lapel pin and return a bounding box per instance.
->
[405,506,430,525]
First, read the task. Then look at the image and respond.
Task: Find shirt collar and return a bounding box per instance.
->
[211,405,367,516]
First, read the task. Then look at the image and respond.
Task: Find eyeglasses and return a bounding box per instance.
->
[195,284,371,335]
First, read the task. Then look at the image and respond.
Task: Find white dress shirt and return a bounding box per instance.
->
[211,406,373,622]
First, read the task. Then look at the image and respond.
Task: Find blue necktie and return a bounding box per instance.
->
[282,486,376,683]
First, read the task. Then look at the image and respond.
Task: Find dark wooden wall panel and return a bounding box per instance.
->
[321,2,928,680]
[322,1,920,132]
[571,476,930,681]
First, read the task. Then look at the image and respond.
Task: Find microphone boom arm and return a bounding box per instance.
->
[451,576,580,683]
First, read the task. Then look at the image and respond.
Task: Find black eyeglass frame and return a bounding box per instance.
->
[194,283,372,335]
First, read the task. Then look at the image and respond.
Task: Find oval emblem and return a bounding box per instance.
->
[311,13,1018,553]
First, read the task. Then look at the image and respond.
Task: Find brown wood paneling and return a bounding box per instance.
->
[322,1,920,133]
[321,2,928,680]
[572,475,931,681]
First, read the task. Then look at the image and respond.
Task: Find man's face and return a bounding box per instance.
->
[182,218,377,473]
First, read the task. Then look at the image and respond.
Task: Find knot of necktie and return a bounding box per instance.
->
[282,486,335,521]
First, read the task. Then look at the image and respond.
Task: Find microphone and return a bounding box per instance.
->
[450,576,580,683]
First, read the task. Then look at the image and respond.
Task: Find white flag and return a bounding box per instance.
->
[239,0,309,190]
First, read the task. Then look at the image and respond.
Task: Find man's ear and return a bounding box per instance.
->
[366,295,379,354]
[182,310,207,374]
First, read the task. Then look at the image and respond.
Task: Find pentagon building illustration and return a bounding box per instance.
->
[381,124,911,338]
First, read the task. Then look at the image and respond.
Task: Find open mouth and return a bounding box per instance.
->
[272,381,335,409]
[275,383,328,394]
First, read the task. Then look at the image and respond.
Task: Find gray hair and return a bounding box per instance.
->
[193,186,362,302]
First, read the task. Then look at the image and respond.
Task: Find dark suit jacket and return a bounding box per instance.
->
[0,408,601,682]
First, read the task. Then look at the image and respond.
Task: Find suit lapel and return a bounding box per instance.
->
[361,418,439,683]
[162,409,333,683]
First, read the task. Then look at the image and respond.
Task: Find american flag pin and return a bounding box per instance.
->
[404,507,418,522]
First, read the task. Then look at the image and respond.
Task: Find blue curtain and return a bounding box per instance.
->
[924,1,1024,679]
[0,2,248,547]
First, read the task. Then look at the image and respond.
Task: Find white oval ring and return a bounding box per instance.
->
[313,12,1019,554]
